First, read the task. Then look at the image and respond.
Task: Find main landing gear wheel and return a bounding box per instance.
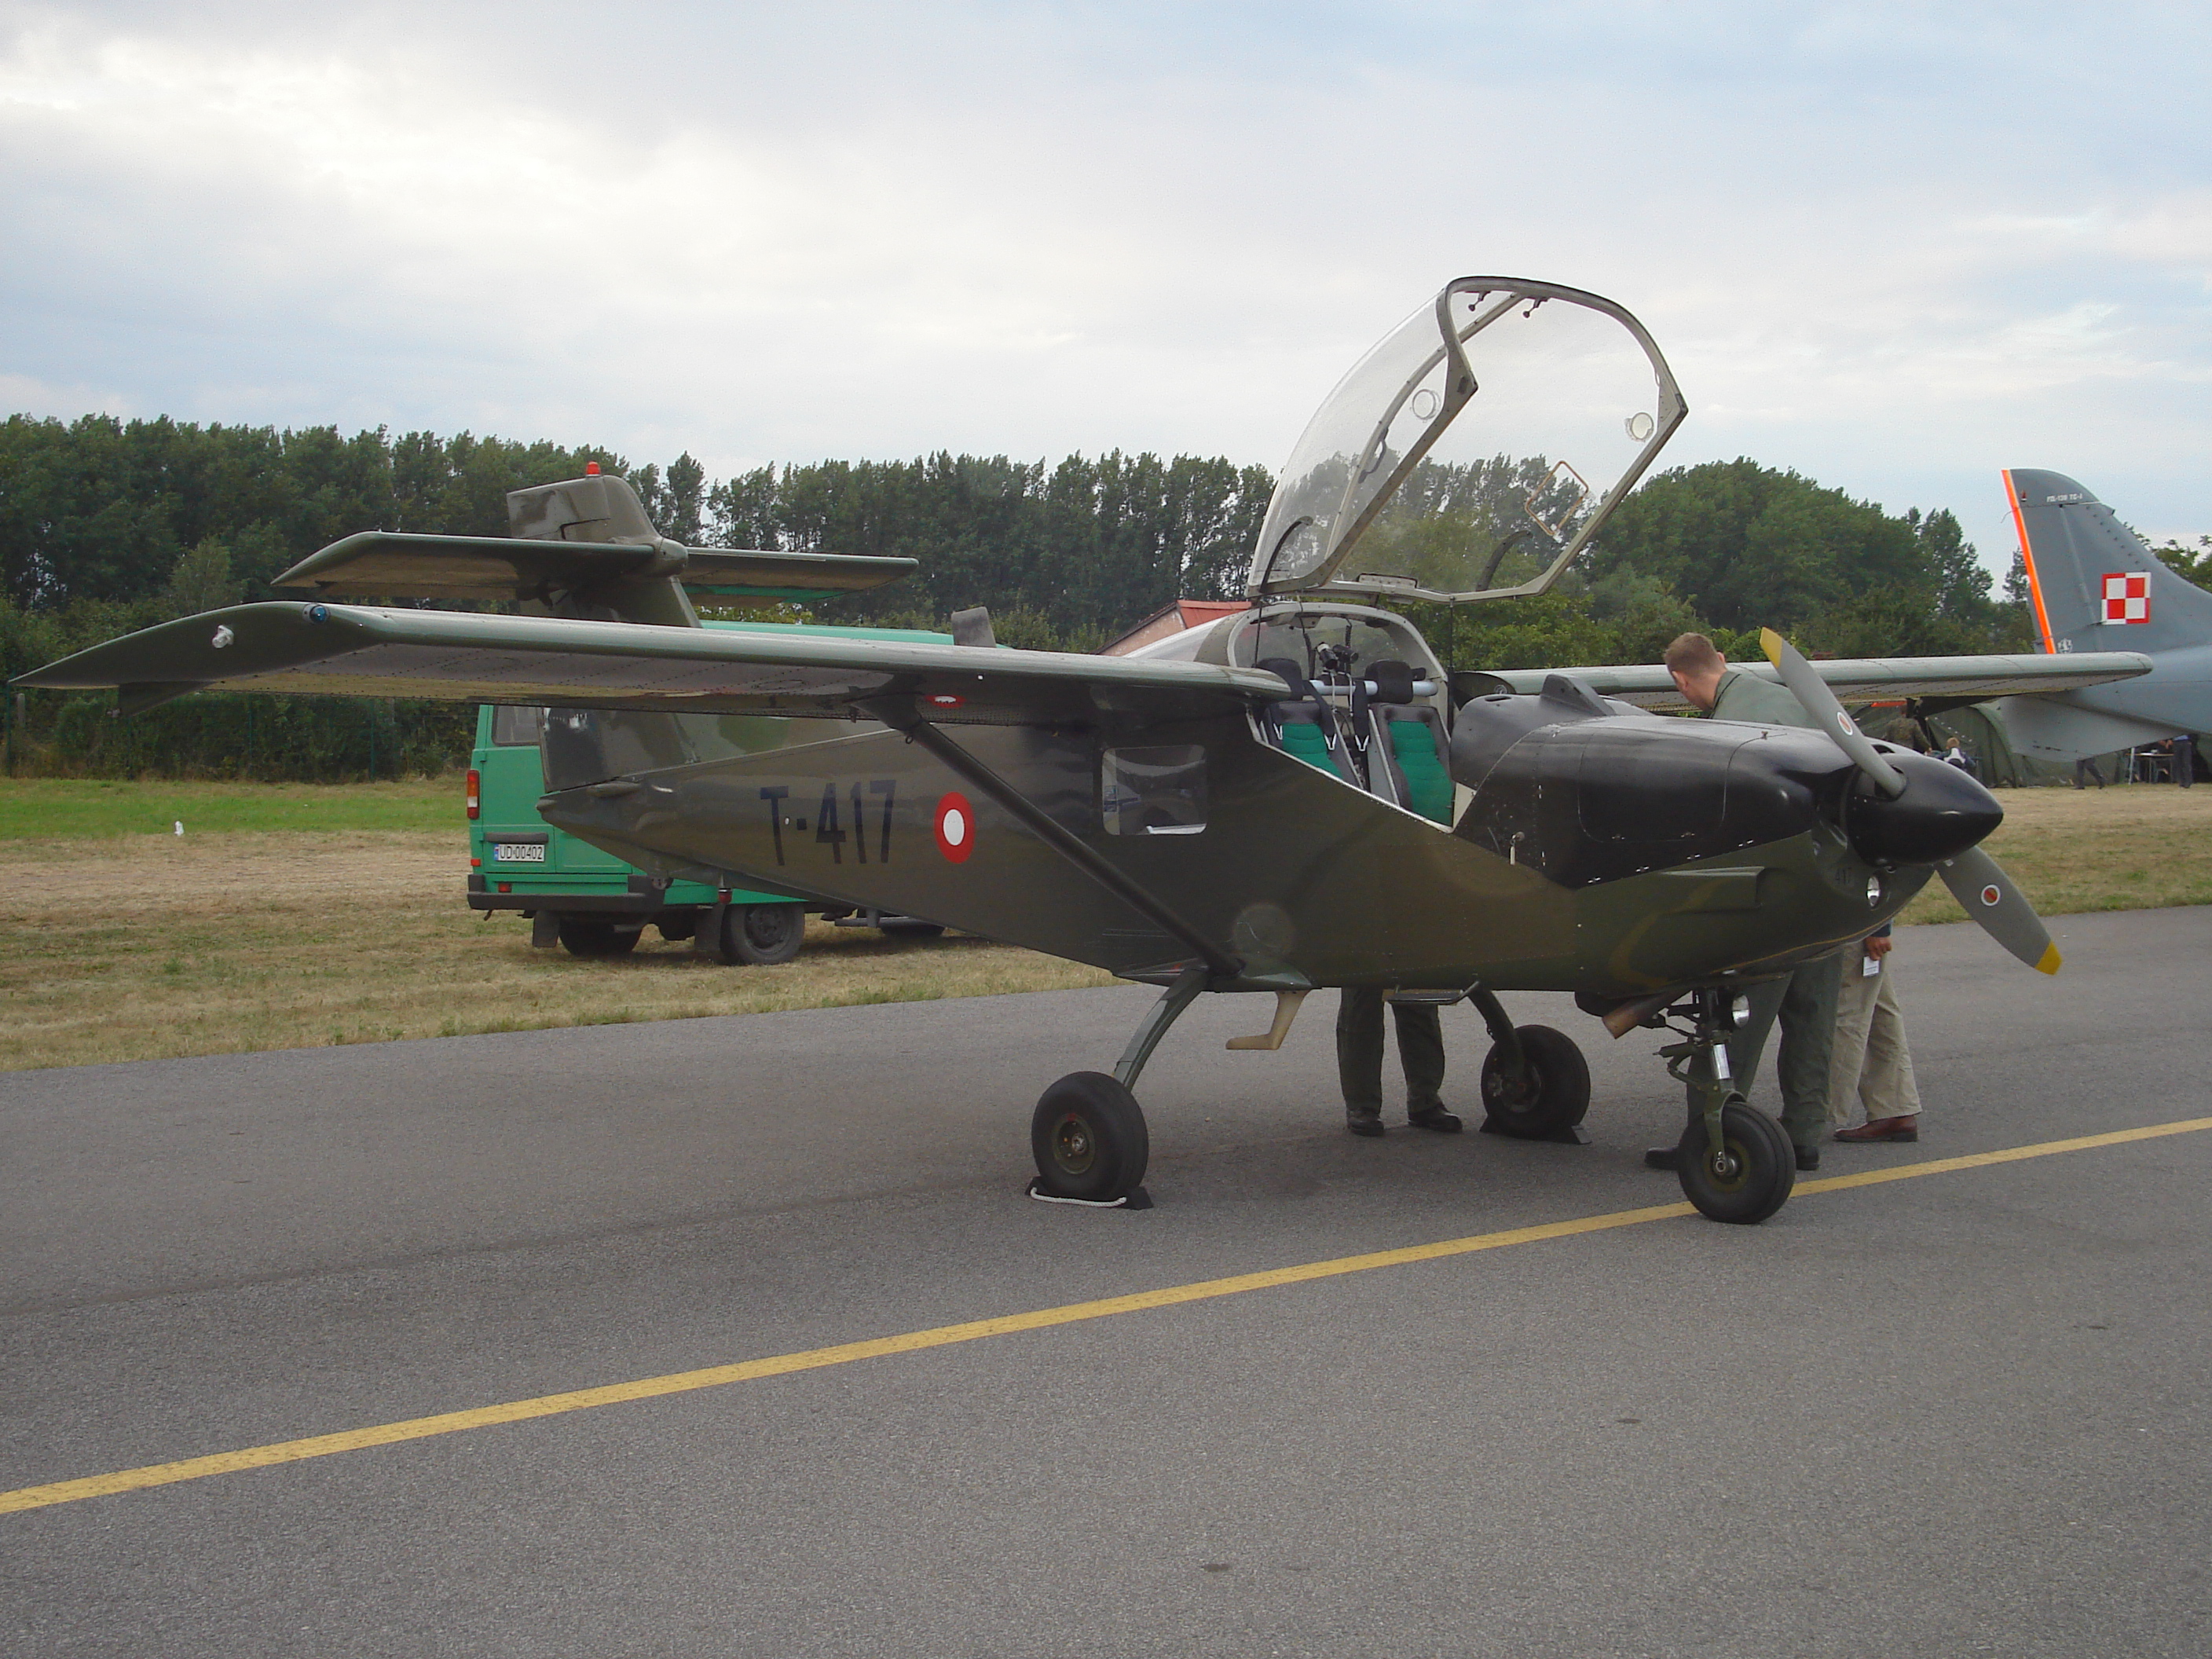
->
[1479,1024,1591,1139]
[724,903,805,965]
[1031,1071,1149,1203]
[556,916,641,957]
[1674,1100,1795,1225]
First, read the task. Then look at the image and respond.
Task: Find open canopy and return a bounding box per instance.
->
[1247,278,1686,604]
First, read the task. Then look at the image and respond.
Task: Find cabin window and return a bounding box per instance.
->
[1101,745,1207,836]
[490,705,548,747]
[541,709,693,790]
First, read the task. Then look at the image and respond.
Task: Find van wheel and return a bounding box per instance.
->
[726,903,805,965]
[556,917,641,957]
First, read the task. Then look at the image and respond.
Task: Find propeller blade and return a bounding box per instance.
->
[1937,845,2061,975]
[1758,627,1907,799]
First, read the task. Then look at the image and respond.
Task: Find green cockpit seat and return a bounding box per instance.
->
[1256,657,1361,786]
[1382,709,1455,823]
[1363,659,1455,825]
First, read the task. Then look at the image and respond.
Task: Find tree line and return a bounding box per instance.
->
[8,409,2166,779]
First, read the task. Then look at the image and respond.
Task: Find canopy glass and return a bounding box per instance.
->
[1247,278,1685,603]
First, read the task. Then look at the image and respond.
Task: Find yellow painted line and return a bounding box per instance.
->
[6,1115,2210,1517]
[1793,1115,2212,1196]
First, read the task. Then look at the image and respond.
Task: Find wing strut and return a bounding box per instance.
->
[859,696,1243,982]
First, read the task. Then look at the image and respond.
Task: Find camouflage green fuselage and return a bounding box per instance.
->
[542,702,1940,998]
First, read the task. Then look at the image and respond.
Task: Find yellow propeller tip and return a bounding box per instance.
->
[2035,943,2062,976]
[1758,626,1785,666]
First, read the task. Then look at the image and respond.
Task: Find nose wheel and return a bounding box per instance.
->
[1660,987,1796,1225]
[1672,1097,1794,1225]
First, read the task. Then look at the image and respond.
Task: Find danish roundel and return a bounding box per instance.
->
[934,792,976,863]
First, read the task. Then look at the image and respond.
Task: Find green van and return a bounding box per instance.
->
[467,619,952,963]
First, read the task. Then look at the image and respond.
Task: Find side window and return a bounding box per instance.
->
[541,710,694,790]
[491,705,548,747]
[1101,745,1207,836]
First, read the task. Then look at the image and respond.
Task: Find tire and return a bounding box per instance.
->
[1478,1024,1592,1138]
[556,916,641,957]
[1675,1099,1795,1225]
[1030,1071,1149,1202]
[725,903,805,966]
[878,918,947,939]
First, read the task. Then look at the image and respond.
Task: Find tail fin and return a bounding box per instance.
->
[270,472,915,624]
[505,471,663,546]
[2005,468,2212,657]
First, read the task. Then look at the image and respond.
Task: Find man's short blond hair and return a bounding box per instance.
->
[1664,632,1724,676]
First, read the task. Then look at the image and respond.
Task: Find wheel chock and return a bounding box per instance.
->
[1478,1117,1591,1144]
[1026,1178,1154,1210]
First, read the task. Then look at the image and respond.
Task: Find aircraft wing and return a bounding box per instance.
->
[13,602,1288,725]
[1478,651,2155,712]
[273,532,916,602]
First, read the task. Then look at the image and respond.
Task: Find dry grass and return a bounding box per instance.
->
[1898,785,2212,924]
[0,830,1111,1072]
[1,783,2203,1072]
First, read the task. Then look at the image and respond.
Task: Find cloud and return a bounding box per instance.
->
[2,1,2207,577]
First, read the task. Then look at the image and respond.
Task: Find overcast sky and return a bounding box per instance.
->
[3,1,2206,577]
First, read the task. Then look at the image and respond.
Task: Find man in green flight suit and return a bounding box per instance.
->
[1657,632,1840,1171]
[1336,989,1459,1137]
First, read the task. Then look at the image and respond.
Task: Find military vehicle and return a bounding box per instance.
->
[469,618,955,962]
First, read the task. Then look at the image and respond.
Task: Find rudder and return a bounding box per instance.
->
[2005,467,2212,657]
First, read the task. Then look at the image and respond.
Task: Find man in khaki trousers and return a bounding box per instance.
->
[1830,925,1921,1142]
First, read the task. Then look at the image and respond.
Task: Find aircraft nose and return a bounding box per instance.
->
[1843,752,2003,866]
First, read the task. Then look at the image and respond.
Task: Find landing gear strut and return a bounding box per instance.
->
[1659,987,1794,1225]
[1028,965,1206,1208]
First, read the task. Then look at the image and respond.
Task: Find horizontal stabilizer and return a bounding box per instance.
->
[1474,651,2152,713]
[12,603,1289,728]
[273,532,917,604]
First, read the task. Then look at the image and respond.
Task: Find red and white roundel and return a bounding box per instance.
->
[934,792,976,863]
[1979,884,2002,906]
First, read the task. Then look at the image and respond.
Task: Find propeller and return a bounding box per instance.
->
[1758,628,1906,798]
[1756,627,2061,976]
[1935,847,2062,974]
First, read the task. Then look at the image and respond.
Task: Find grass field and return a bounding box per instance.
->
[0,779,2203,1071]
[0,777,460,840]
[1895,785,2212,924]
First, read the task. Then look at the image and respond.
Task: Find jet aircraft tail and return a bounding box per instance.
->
[2006,469,2212,657]
[1998,470,2212,762]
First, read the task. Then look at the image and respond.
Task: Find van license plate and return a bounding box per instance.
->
[493,843,548,863]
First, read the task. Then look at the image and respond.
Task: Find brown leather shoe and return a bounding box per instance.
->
[1835,1115,1919,1143]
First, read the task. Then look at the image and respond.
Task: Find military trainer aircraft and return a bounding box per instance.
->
[16,277,2137,1225]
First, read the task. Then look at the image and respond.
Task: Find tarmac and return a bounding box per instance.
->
[4,906,2209,1657]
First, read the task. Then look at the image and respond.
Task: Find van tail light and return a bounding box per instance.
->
[466,768,481,820]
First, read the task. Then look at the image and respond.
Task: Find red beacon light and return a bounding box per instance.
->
[584,461,600,475]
